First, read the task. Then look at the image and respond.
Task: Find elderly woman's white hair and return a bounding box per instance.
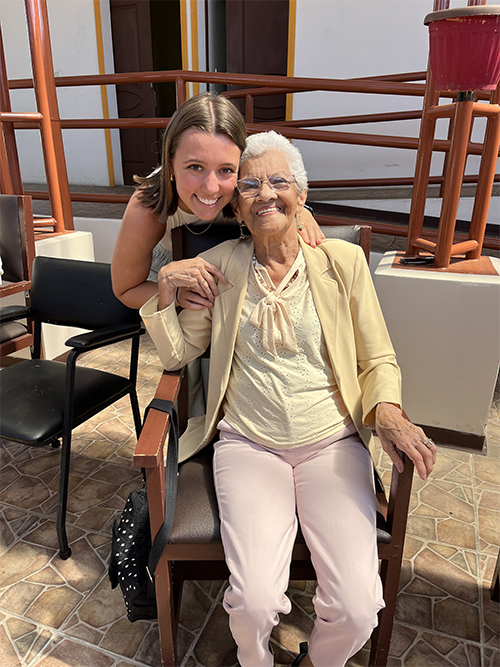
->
[240,131,308,194]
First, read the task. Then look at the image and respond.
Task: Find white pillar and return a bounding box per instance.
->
[374,252,500,450]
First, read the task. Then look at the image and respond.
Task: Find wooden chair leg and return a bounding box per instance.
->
[153,557,177,667]
[466,104,500,260]
[405,65,440,258]
[433,99,475,268]
[369,557,403,667]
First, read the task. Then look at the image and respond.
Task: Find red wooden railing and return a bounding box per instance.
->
[0,0,498,249]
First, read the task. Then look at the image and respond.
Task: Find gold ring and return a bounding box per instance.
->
[422,437,435,449]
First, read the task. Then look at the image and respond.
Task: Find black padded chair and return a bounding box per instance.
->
[0,194,36,356]
[133,222,415,667]
[0,256,144,559]
[172,221,371,264]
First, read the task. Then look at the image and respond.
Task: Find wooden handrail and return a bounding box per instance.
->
[2,0,498,243]
[7,68,493,104]
[8,70,429,97]
[134,371,184,468]
[10,117,492,157]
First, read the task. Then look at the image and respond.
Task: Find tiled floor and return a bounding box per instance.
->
[1,334,499,667]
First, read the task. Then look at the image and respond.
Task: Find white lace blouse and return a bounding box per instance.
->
[223,249,352,449]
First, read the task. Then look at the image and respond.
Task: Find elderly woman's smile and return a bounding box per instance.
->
[255,204,284,216]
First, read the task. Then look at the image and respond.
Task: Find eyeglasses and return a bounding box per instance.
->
[235,173,295,198]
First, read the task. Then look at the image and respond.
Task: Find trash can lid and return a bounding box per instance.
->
[424,5,500,25]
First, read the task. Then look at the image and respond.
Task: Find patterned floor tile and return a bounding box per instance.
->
[0,336,498,666]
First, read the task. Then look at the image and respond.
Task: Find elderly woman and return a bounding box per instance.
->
[140,131,436,667]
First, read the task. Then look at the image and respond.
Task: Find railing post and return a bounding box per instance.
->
[0,27,23,195]
[0,123,12,193]
[176,76,187,108]
[24,0,73,232]
[245,93,254,124]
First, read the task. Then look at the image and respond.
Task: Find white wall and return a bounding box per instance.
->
[291,0,496,183]
[1,0,497,187]
[0,0,120,186]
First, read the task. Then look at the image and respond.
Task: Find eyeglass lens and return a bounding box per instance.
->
[237,173,293,196]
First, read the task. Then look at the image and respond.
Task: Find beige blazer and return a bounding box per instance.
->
[141,237,402,463]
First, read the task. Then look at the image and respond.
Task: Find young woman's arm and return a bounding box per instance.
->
[111,192,166,309]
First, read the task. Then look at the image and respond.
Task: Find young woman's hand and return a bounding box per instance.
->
[297,207,325,248]
[375,402,437,481]
[157,258,227,311]
[176,287,216,310]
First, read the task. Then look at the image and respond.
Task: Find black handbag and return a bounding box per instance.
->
[108,398,179,622]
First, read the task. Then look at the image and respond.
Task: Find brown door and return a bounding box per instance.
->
[110,0,159,184]
[150,0,182,119]
[226,0,289,123]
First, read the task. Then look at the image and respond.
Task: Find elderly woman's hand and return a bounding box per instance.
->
[297,207,325,248]
[375,402,437,481]
[157,258,227,311]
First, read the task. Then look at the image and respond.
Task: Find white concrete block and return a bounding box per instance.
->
[374,252,500,441]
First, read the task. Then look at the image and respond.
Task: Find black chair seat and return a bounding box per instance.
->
[170,446,393,546]
[0,321,28,344]
[0,359,133,445]
[171,449,221,543]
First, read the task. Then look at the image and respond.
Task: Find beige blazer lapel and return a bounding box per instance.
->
[204,239,254,432]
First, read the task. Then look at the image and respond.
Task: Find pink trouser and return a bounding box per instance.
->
[213,420,385,667]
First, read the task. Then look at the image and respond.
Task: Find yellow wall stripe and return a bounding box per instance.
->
[190,0,200,96]
[286,0,297,121]
[93,0,115,186]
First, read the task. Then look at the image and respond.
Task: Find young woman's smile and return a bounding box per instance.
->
[170,129,241,220]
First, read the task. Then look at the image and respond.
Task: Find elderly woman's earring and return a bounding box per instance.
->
[238,221,247,240]
[296,211,304,231]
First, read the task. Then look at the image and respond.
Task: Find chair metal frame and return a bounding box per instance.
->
[0,256,144,559]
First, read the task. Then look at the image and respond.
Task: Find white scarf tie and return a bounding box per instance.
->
[249,254,301,356]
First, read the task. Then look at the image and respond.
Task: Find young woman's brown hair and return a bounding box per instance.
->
[134,93,247,221]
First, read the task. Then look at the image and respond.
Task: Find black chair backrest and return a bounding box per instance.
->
[0,194,29,283]
[30,256,139,328]
[321,224,362,244]
[172,222,368,262]
[172,222,242,260]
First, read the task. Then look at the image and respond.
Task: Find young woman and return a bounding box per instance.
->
[112,93,325,419]
[111,92,324,312]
